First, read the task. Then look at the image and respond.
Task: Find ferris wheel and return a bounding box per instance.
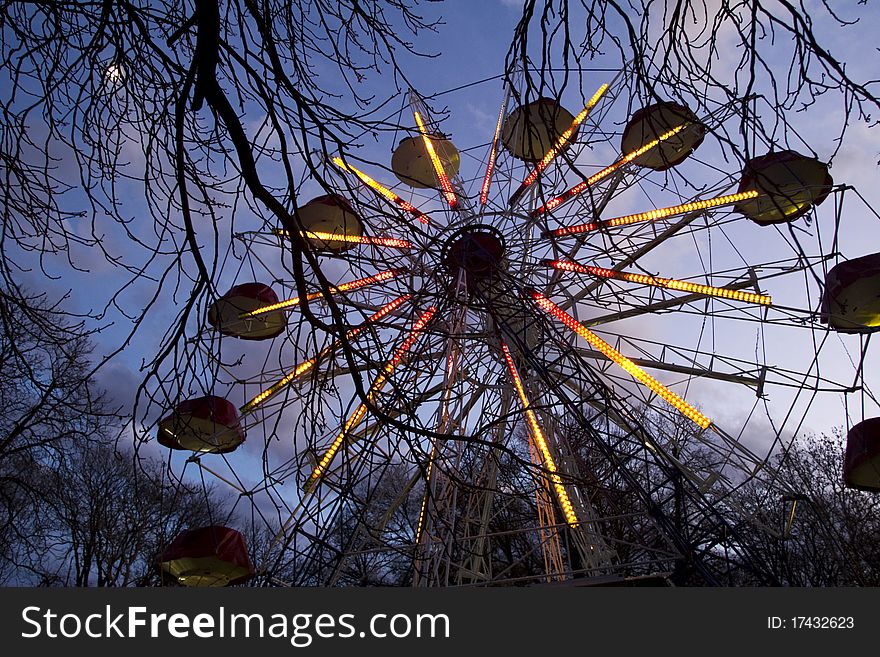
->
[152,63,879,587]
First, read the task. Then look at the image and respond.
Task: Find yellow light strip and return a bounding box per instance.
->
[520,83,609,189]
[275,228,412,249]
[500,341,579,527]
[413,111,459,209]
[415,445,436,545]
[533,124,687,216]
[332,157,429,224]
[304,305,438,491]
[546,260,772,306]
[785,500,798,535]
[239,294,411,413]
[549,190,760,236]
[239,269,404,318]
[303,231,412,249]
[480,94,508,206]
[530,290,712,429]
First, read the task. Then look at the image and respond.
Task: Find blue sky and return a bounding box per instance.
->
[10,1,878,521]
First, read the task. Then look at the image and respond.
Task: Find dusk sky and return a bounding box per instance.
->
[9,1,878,534]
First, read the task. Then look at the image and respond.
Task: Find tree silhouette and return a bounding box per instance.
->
[1,0,877,586]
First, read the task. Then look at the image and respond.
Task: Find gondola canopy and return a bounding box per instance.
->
[207,282,286,340]
[620,101,706,171]
[501,98,576,162]
[391,134,461,188]
[159,526,255,587]
[734,150,833,225]
[844,418,880,492]
[821,252,880,334]
[294,194,363,252]
[157,395,245,454]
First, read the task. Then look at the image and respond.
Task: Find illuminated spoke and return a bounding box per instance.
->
[415,450,435,544]
[529,290,712,429]
[533,124,687,216]
[304,305,438,491]
[240,269,405,318]
[480,87,510,206]
[414,111,459,209]
[240,294,411,413]
[512,83,609,202]
[332,157,429,224]
[548,190,761,237]
[274,229,412,249]
[501,341,579,527]
[546,259,772,306]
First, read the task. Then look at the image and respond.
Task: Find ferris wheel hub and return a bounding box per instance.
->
[440,224,506,289]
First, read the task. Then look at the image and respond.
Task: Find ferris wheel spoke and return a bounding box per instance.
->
[303,305,438,492]
[540,361,723,489]
[531,93,757,220]
[479,82,511,207]
[500,340,580,527]
[547,190,761,237]
[558,208,706,311]
[272,228,412,251]
[332,157,431,224]
[543,348,795,491]
[571,344,766,390]
[578,283,763,326]
[530,289,712,429]
[316,379,448,493]
[547,258,771,306]
[532,124,690,217]
[565,253,838,330]
[413,109,460,210]
[239,294,411,413]
[496,359,571,580]
[524,389,620,569]
[576,329,856,394]
[517,342,776,583]
[509,83,611,206]
[238,269,406,319]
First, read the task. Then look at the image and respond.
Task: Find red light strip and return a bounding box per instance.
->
[304,305,438,491]
[413,111,459,209]
[500,341,579,526]
[240,294,411,412]
[532,124,686,216]
[480,92,509,206]
[529,290,712,429]
[240,269,405,318]
[545,260,772,306]
[549,190,761,237]
[332,157,429,224]
[519,83,609,190]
